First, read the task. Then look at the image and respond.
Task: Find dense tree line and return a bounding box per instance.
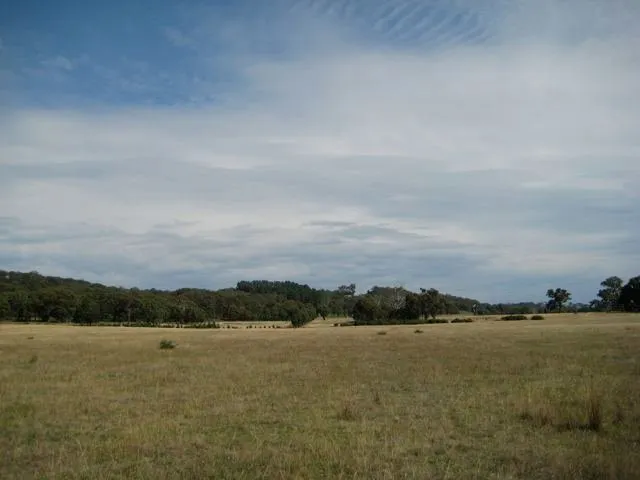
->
[0,270,638,327]
[0,271,320,327]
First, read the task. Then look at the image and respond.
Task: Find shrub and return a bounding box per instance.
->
[414,329,423,334]
[531,315,545,320]
[159,339,177,350]
[501,314,528,321]
[377,331,388,335]
[425,318,448,324]
[451,317,474,323]
[184,321,219,329]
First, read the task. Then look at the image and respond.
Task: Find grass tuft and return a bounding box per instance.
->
[336,402,360,422]
[586,393,603,432]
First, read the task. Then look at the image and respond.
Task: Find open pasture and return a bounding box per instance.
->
[1,314,640,479]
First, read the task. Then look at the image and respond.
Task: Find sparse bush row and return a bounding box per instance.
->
[500,314,546,321]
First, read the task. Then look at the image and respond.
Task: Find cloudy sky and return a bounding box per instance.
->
[1,0,638,302]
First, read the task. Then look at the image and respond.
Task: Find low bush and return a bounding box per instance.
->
[501,314,528,321]
[184,321,219,329]
[335,320,356,327]
[159,339,177,350]
[451,317,474,323]
[424,318,448,324]
[531,315,545,320]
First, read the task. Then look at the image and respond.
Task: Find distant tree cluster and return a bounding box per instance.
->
[0,270,638,327]
[589,276,640,312]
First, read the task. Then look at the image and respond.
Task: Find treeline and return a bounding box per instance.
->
[0,271,324,327]
[0,270,638,327]
[589,276,640,312]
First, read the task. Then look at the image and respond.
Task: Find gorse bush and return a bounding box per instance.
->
[159,339,177,350]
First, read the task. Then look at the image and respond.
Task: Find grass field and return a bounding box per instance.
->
[2,314,640,479]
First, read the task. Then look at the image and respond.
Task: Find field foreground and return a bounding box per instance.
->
[2,315,640,479]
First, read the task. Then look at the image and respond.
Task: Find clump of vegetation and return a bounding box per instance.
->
[377,331,388,335]
[519,389,604,433]
[414,329,423,334]
[501,314,528,321]
[184,321,219,329]
[159,339,177,350]
[531,315,545,320]
[336,402,360,422]
[451,317,474,323]
[334,320,355,327]
[424,318,448,324]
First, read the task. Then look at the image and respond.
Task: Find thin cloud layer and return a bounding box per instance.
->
[1,0,639,302]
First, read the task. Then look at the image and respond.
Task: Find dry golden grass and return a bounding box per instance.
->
[1,314,640,479]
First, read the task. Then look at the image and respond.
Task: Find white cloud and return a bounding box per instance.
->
[1,0,639,301]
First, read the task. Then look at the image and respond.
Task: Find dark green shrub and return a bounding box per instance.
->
[451,317,474,323]
[425,318,448,324]
[159,339,176,350]
[501,314,528,321]
[531,315,545,320]
[184,321,219,329]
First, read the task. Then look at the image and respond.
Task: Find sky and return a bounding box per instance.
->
[1,0,639,303]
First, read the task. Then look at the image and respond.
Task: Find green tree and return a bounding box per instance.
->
[9,291,32,322]
[596,276,623,311]
[74,294,102,325]
[546,288,571,312]
[0,294,10,319]
[619,276,640,312]
[420,288,445,320]
[399,292,421,320]
[352,296,386,325]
